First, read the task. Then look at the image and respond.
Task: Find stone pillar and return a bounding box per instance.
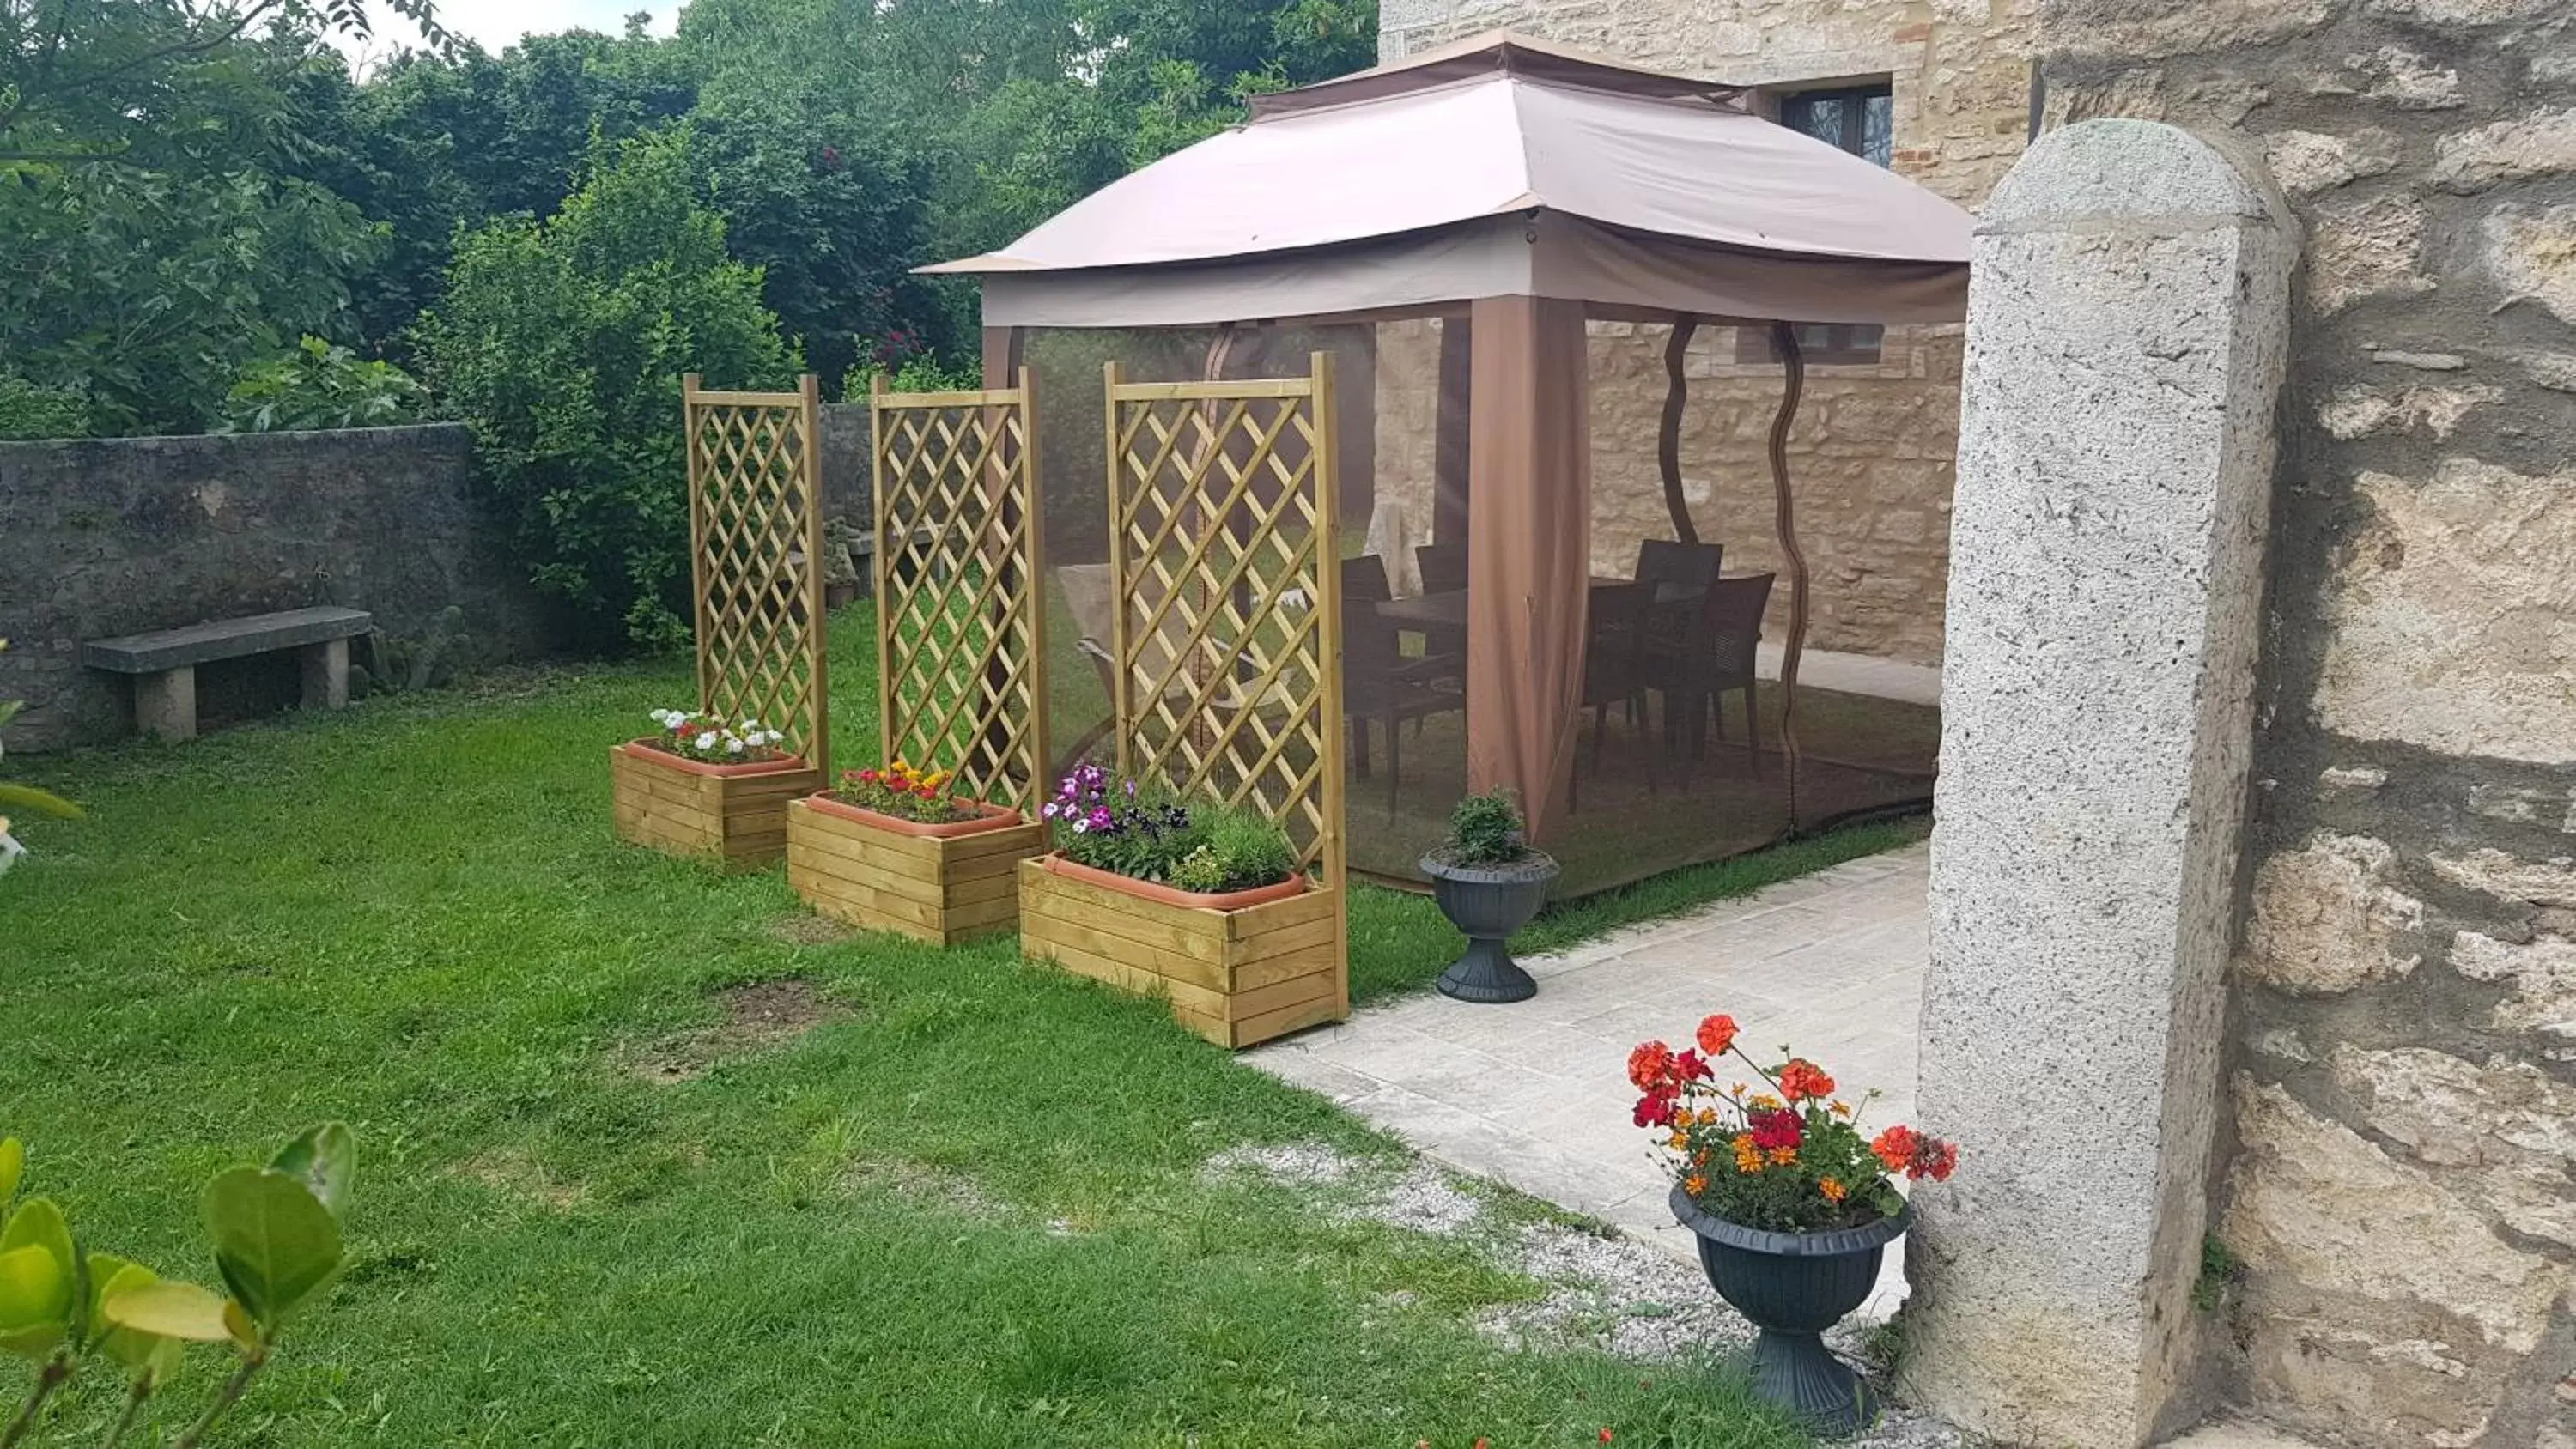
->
[133,666,196,743]
[301,638,349,712]
[1909,121,2295,1448]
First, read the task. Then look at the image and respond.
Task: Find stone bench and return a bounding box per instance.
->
[82,606,374,743]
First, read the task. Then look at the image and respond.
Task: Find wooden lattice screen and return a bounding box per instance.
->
[684,374,829,772]
[1103,352,1347,894]
[869,371,1047,811]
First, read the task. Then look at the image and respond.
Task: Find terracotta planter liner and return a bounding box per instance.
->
[1043,852,1308,912]
[804,792,1025,839]
[621,738,810,779]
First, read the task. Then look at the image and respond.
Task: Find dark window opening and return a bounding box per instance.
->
[1742,82,1894,366]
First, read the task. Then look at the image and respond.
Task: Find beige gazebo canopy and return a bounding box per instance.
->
[925,30,1974,846]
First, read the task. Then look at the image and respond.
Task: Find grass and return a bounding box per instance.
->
[0,604,1915,1447]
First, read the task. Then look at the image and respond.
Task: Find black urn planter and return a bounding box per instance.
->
[1420,849,1559,1003]
[1670,1186,1909,1438]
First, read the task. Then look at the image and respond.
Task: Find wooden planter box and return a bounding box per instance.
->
[610,740,823,865]
[1018,856,1346,1049]
[786,795,1046,945]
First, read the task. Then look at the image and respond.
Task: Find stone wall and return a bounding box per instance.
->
[2038,3,2576,1446]
[1372,0,2038,664]
[1,425,554,750]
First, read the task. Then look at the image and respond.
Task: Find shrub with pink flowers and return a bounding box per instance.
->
[1041,763,1294,894]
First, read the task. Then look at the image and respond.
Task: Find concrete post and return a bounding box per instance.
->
[300,638,349,712]
[133,666,196,743]
[1909,121,2295,1448]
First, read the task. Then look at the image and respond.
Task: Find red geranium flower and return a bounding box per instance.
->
[1913,1137,1959,1182]
[1673,1048,1713,1083]
[1626,1040,1676,1093]
[1871,1125,1921,1174]
[1696,1014,1738,1056]
[1777,1058,1836,1103]
[1632,1094,1677,1129]
[1748,1108,1803,1152]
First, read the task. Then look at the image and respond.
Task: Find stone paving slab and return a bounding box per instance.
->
[1252,842,1931,1318]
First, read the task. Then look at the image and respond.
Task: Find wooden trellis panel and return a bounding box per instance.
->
[685,375,829,772]
[869,371,1047,812]
[1103,352,1347,897]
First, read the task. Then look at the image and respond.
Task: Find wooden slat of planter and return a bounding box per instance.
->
[788,829,947,905]
[788,816,1038,908]
[1234,916,1338,967]
[1231,990,1344,1048]
[1021,862,1229,948]
[789,856,947,932]
[612,746,817,864]
[1018,913,1228,996]
[1227,960,1337,1022]
[1023,928,1233,1022]
[1225,887,1339,942]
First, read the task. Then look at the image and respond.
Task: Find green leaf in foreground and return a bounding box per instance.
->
[203,1169,343,1333]
[91,1258,197,1385]
[267,1123,355,1220]
[0,1243,69,1360]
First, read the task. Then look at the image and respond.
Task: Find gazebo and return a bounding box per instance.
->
[921,31,1973,895]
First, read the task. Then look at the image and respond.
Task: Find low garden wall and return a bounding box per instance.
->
[1,409,875,752]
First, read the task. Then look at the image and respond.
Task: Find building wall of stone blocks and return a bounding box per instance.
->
[2037,3,2576,1446]
[1371,0,2037,664]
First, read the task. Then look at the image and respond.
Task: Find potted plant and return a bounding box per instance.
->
[1631,1012,1959,1436]
[611,708,823,865]
[1420,787,1559,1003]
[1018,763,1342,1048]
[787,759,1047,944]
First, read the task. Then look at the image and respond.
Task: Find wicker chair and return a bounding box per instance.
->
[1341,556,1463,812]
[1571,580,1657,809]
[1643,572,1775,776]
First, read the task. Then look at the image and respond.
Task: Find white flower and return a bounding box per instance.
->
[650,709,676,726]
[695,731,719,752]
[727,737,746,755]
[1070,817,1091,834]
[0,821,21,876]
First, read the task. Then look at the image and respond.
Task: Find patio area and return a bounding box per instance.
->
[1249,840,1931,1316]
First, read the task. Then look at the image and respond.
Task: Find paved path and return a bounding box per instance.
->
[1757,644,1942,706]
[1251,843,1930,1317]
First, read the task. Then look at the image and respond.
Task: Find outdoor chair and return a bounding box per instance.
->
[1341,556,1464,813]
[1636,539,1723,591]
[1415,543,1468,595]
[1631,539,1723,725]
[1570,580,1657,810]
[1644,572,1776,778]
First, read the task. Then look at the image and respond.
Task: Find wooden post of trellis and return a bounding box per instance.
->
[611,374,829,864]
[865,370,1048,813]
[1018,351,1347,1048]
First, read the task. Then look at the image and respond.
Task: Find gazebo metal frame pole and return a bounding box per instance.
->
[1765,319,1810,827]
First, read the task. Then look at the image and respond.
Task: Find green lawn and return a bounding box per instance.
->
[0,606,1914,1447]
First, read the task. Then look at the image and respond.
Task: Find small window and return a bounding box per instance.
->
[1779,84,1894,167]
[1742,82,1895,367]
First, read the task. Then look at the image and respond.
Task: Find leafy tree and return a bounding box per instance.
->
[0,1,445,433]
[690,93,943,393]
[213,336,427,433]
[416,128,797,650]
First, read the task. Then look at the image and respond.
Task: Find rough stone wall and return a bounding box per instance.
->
[1371,0,2038,663]
[3,408,876,753]
[2039,3,2576,1446]
[1,425,556,750]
